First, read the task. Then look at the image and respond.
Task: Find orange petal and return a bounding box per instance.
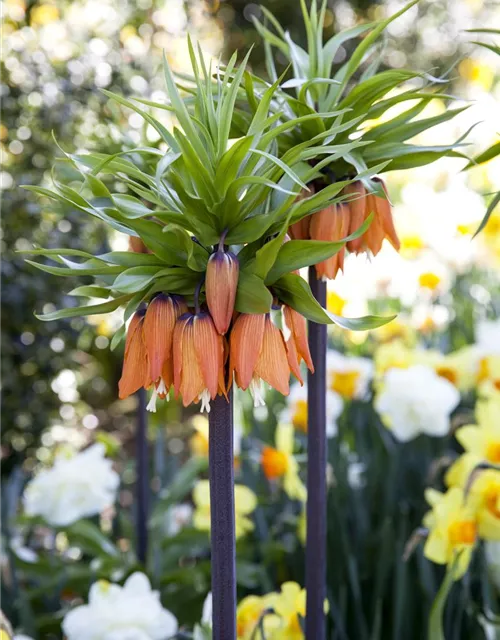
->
[172,314,191,398]
[175,315,205,406]
[229,314,266,390]
[311,204,349,279]
[373,180,400,252]
[286,332,303,384]
[143,294,180,383]
[118,316,149,399]
[289,216,311,240]
[193,313,223,399]
[254,317,290,396]
[206,251,239,335]
[344,181,367,253]
[365,195,385,255]
[284,306,314,373]
[124,310,144,358]
[128,236,150,253]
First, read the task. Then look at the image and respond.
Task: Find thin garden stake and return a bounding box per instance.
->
[209,388,236,640]
[136,387,149,566]
[306,268,327,640]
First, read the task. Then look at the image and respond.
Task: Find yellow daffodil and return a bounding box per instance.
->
[236,594,280,640]
[446,396,500,487]
[271,582,329,640]
[279,384,343,438]
[189,415,209,457]
[327,290,346,316]
[261,424,307,502]
[193,480,257,540]
[370,316,415,345]
[467,469,500,541]
[327,350,373,400]
[433,347,479,392]
[373,340,416,377]
[423,487,477,578]
[477,355,500,398]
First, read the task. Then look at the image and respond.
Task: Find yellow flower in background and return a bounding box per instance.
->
[261,424,307,502]
[446,396,500,488]
[399,232,425,257]
[279,384,343,438]
[327,290,346,316]
[30,3,59,26]
[271,582,329,640]
[327,351,373,400]
[236,594,280,640]
[189,415,209,457]
[459,58,495,92]
[478,355,500,397]
[373,340,416,377]
[370,316,414,345]
[423,487,477,578]
[433,347,479,392]
[418,271,442,291]
[467,469,500,541]
[193,480,257,540]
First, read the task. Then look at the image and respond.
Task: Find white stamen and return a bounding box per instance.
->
[157,377,168,396]
[249,378,266,408]
[146,387,158,413]
[199,389,211,413]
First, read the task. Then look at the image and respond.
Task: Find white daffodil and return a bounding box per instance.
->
[375,365,460,442]
[327,350,374,400]
[476,319,500,355]
[62,572,178,640]
[23,444,119,527]
[279,383,343,438]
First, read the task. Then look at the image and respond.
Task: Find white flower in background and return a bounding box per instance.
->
[375,365,460,442]
[166,503,193,536]
[279,383,343,438]
[327,350,373,400]
[23,444,119,527]
[476,319,500,355]
[62,572,177,640]
[201,591,212,627]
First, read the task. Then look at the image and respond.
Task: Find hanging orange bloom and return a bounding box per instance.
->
[206,248,239,335]
[310,203,350,279]
[173,311,225,411]
[118,310,150,399]
[143,294,187,411]
[283,305,314,383]
[345,178,400,256]
[229,313,290,406]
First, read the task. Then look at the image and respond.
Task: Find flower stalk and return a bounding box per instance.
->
[209,388,236,640]
[136,387,149,566]
[305,268,327,640]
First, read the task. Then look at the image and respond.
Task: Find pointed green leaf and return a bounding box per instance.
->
[235,271,273,314]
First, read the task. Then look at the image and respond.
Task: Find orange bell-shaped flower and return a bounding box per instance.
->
[310,203,350,279]
[118,310,150,399]
[173,311,225,411]
[288,186,314,240]
[283,305,314,384]
[229,313,290,405]
[345,178,400,256]
[143,294,187,388]
[206,249,239,335]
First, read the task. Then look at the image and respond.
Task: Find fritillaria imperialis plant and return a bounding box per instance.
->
[23,38,388,639]
[23,0,470,636]
[253,0,470,636]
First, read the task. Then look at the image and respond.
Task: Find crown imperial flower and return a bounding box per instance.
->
[206,243,239,335]
[118,310,150,400]
[173,311,225,412]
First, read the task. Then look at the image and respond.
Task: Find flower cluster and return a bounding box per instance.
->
[119,268,316,412]
[422,395,500,578]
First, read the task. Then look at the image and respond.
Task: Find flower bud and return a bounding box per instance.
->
[206,249,239,335]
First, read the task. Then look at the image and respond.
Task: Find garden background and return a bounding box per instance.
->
[2,0,500,638]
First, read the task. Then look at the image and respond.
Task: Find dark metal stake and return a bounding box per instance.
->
[136,387,149,566]
[209,389,236,640]
[306,269,327,640]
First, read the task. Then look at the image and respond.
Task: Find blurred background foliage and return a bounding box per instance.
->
[1,0,500,638]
